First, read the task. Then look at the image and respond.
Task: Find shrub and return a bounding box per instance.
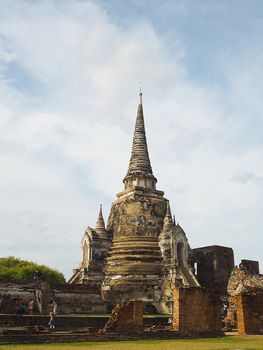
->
[0,256,65,284]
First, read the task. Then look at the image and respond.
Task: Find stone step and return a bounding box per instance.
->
[112,237,160,243]
[106,254,162,261]
[0,329,181,344]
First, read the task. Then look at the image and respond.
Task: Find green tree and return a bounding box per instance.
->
[0,256,65,284]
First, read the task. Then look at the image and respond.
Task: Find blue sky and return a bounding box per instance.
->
[0,0,262,278]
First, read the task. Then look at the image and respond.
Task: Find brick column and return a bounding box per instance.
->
[102,300,143,333]
[173,287,222,336]
[236,292,263,335]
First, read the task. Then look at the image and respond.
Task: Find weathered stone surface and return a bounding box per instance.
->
[227,266,263,296]
[159,204,199,313]
[173,287,222,336]
[236,291,263,335]
[0,281,107,315]
[226,266,263,328]
[101,300,143,333]
[124,93,155,183]
[192,245,234,297]
[35,280,55,314]
[0,282,35,314]
[107,193,166,238]
[68,205,112,285]
[102,194,170,307]
[53,284,107,314]
[240,259,259,275]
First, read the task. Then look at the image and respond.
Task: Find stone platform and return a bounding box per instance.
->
[0,328,224,344]
[0,328,178,344]
[0,314,223,344]
[0,314,169,329]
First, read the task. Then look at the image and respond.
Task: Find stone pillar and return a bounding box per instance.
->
[173,287,222,336]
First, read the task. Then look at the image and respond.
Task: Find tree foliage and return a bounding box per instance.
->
[0,256,65,284]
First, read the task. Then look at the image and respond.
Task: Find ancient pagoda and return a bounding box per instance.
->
[69,92,199,313]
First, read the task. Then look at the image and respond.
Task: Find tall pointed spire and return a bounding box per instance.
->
[123,91,157,189]
[95,204,105,231]
[163,201,175,231]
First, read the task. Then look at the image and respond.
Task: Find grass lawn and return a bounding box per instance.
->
[1,336,263,350]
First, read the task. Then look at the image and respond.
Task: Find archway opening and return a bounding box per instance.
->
[177,242,185,268]
[83,240,90,267]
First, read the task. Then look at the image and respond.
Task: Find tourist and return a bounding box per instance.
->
[49,300,57,315]
[223,303,228,318]
[15,298,21,314]
[17,301,27,315]
[48,311,55,329]
[48,300,57,329]
[221,303,228,319]
[28,299,34,314]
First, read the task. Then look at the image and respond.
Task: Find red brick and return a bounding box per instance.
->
[173,287,222,335]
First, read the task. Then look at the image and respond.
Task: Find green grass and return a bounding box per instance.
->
[1,336,263,350]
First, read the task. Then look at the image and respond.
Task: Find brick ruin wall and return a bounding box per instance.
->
[0,283,36,314]
[0,282,106,314]
[226,266,263,329]
[236,291,263,335]
[239,259,259,275]
[192,245,234,297]
[53,284,107,314]
[173,287,222,336]
[102,300,143,333]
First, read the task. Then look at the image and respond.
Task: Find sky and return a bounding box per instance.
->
[0,0,262,279]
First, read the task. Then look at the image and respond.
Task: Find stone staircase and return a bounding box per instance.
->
[180,266,200,287]
[67,269,81,284]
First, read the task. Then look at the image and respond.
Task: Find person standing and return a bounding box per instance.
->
[28,299,34,314]
[48,300,57,329]
[15,299,21,314]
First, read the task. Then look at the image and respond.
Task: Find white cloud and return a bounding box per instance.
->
[0,0,262,278]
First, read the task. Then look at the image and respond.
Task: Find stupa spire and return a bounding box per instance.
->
[123,91,157,189]
[163,201,175,231]
[139,83,142,104]
[95,204,105,231]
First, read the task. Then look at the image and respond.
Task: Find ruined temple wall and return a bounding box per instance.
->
[0,282,106,314]
[236,291,263,335]
[226,267,263,328]
[173,287,222,335]
[240,260,259,275]
[192,245,234,296]
[227,266,263,296]
[102,301,143,333]
[53,284,107,314]
[0,282,36,313]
